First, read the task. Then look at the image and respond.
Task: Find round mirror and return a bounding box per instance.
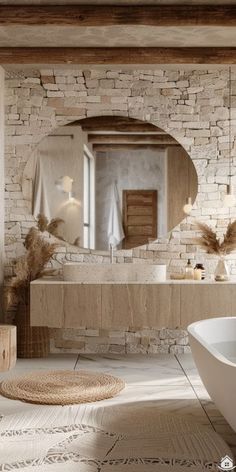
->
[23,116,198,250]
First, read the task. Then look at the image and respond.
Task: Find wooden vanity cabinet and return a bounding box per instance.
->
[101,284,180,329]
[180,284,234,326]
[30,280,236,329]
[31,282,102,329]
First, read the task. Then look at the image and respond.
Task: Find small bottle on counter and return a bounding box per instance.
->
[194,267,202,280]
[185,259,194,280]
[194,263,205,280]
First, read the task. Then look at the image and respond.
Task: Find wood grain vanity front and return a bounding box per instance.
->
[101,284,179,329]
[30,282,102,329]
[180,283,233,325]
[102,284,143,329]
[101,283,180,330]
[30,280,236,329]
[64,284,102,328]
[31,283,65,328]
[31,280,181,329]
[146,284,180,328]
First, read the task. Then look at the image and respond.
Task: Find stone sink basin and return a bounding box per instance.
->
[63,263,167,283]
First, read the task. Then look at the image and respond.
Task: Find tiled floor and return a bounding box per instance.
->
[0,353,236,463]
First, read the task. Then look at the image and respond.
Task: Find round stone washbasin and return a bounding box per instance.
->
[63,263,166,283]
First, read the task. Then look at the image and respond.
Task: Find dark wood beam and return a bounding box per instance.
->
[89,134,176,144]
[74,116,161,133]
[1,47,236,64]
[1,5,236,27]
[94,143,179,151]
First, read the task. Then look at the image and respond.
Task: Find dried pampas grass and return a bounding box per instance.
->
[37,214,48,232]
[47,218,65,239]
[6,227,57,309]
[196,220,236,255]
[221,220,236,254]
[73,236,80,247]
[36,214,65,240]
[196,222,221,255]
[36,213,81,246]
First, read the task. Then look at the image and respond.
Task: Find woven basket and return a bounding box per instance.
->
[16,287,49,359]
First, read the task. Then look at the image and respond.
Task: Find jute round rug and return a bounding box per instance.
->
[0,370,125,405]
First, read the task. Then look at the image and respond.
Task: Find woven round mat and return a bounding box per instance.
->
[0,370,125,405]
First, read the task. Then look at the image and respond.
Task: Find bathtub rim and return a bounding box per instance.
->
[187,316,236,368]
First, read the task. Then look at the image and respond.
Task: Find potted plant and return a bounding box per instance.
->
[196,221,236,281]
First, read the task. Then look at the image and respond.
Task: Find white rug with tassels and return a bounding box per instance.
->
[0,403,232,471]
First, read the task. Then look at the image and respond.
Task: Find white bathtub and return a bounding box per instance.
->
[188,317,236,431]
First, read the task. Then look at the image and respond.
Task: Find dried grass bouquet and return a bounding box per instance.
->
[37,213,65,240]
[6,226,57,309]
[196,220,236,256]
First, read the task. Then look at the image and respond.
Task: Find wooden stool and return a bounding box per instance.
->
[0,325,16,372]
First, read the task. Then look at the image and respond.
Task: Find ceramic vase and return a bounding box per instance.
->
[214,256,230,282]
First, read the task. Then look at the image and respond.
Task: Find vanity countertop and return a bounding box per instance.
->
[31,277,236,285]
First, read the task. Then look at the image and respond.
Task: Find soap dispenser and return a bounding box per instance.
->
[185,259,194,280]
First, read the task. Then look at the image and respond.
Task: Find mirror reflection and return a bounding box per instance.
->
[23,116,198,250]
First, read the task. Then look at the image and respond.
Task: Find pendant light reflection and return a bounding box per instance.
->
[223,184,236,208]
[224,66,236,208]
[55,175,75,201]
[183,197,193,215]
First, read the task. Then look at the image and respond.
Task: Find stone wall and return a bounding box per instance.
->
[51,326,190,355]
[4,67,236,353]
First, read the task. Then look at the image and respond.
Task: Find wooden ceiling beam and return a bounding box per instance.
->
[89,134,176,144]
[93,143,179,151]
[76,116,161,133]
[1,5,236,27]
[1,47,236,64]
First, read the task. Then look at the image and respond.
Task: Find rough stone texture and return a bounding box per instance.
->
[4,67,236,352]
[50,327,191,355]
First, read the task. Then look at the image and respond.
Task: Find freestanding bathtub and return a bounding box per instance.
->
[188,317,236,431]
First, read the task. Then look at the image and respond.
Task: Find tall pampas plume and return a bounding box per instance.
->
[6,227,57,309]
[221,220,236,254]
[196,220,236,255]
[36,213,65,240]
[47,218,65,240]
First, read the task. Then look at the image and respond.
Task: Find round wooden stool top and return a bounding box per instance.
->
[0,325,16,372]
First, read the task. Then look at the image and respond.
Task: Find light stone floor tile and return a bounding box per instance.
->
[75,354,207,426]
[10,354,78,371]
[177,354,236,458]
[176,353,202,386]
[0,352,236,462]
[191,383,211,402]
[76,353,189,386]
[77,384,210,425]
[0,354,78,381]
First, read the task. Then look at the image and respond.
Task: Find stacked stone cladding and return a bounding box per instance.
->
[4,67,236,352]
